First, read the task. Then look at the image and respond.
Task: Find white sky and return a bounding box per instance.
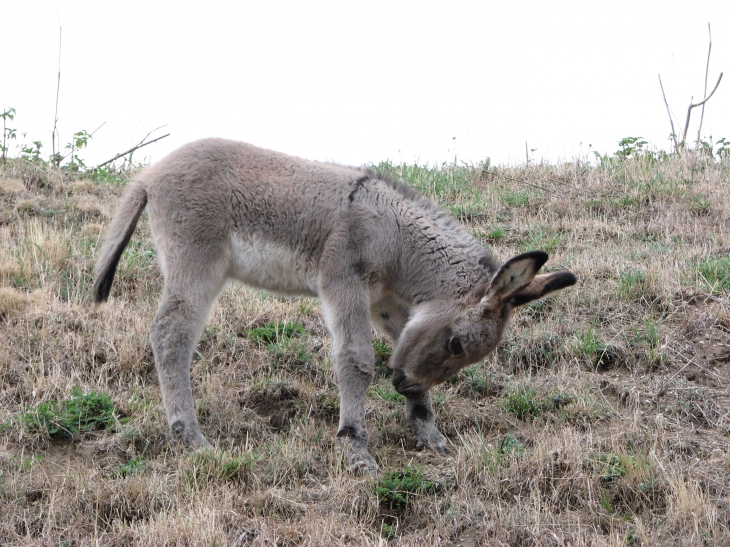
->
[4,1,730,167]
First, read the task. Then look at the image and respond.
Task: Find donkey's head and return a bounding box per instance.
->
[390,251,576,396]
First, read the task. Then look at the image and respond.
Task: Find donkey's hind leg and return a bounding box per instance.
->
[149,258,227,449]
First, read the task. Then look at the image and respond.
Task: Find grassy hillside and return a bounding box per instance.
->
[1,149,729,546]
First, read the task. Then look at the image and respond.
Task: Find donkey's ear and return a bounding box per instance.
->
[480,251,549,311]
[509,271,577,307]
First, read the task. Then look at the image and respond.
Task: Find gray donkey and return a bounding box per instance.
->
[93,138,576,474]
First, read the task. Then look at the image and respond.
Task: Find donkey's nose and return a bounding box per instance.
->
[391,369,406,391]
[392,369,425,396]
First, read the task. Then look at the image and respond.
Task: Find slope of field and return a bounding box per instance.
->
[1,151,729,546]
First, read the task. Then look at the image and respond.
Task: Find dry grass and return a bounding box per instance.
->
[1,152,729,546]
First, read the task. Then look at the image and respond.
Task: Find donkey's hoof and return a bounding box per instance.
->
[170,419,210,450]
[415,430,448,454]
[348,454,380,476]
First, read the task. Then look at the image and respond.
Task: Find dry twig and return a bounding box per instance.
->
[96,132,170,169]
[658,74,679,152]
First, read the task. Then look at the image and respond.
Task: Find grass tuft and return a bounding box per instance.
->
[3,386,118,439]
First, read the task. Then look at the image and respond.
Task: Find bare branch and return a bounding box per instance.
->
[682,72,723,143]
[696,23,712,144]
[131,125,167,151]
[96,133,170,169]
[658,74,679,152]
[52,23,62,167]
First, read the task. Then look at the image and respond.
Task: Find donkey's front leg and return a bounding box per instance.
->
[320,289,378,475]
[405,392,447,454]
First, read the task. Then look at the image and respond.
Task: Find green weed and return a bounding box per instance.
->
[501,189,530,206]
[474,226,509,243]
[267,337,313,368]
[380,522,397,540]
[501,386,543,420]
[475,432,525,474]
[371,159,489,206]
[118,240,156,281]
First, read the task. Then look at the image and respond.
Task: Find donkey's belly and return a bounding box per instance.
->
[228,233,319,297]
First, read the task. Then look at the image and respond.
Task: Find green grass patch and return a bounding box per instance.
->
[473,432,525,474]
[267,337,313,368]
[458,363,490,396]
[376,463,438,510]
[473,226,509,243]
[2,386,118,439]
[576,324,610,363]
[516,227,566,254]
[618,269,647,300]
[371,159,489,205]
[501,189,531,206]
[501,385,576,421]
[369,381,405,404]
[692,255,730,295]
[688,192,711,213]
[112,456,147,478]
[589,452,633,484]
[247,321,306,346]
[182,448,260,489]
[373,338,392,374]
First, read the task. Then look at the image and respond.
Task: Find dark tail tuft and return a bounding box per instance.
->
[92,181,148,304]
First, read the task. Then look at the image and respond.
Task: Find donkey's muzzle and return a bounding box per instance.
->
[392,369,426,396]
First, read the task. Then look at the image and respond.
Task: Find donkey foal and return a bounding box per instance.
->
[93,138,576,475]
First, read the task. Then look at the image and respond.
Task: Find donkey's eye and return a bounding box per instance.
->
[448,336,464,356]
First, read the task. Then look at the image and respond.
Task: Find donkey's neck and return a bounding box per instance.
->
[383,190,498,305]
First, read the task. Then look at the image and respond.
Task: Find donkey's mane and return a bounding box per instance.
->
[361,166,490,264]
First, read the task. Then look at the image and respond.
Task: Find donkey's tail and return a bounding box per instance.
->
[92,179,148,303]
